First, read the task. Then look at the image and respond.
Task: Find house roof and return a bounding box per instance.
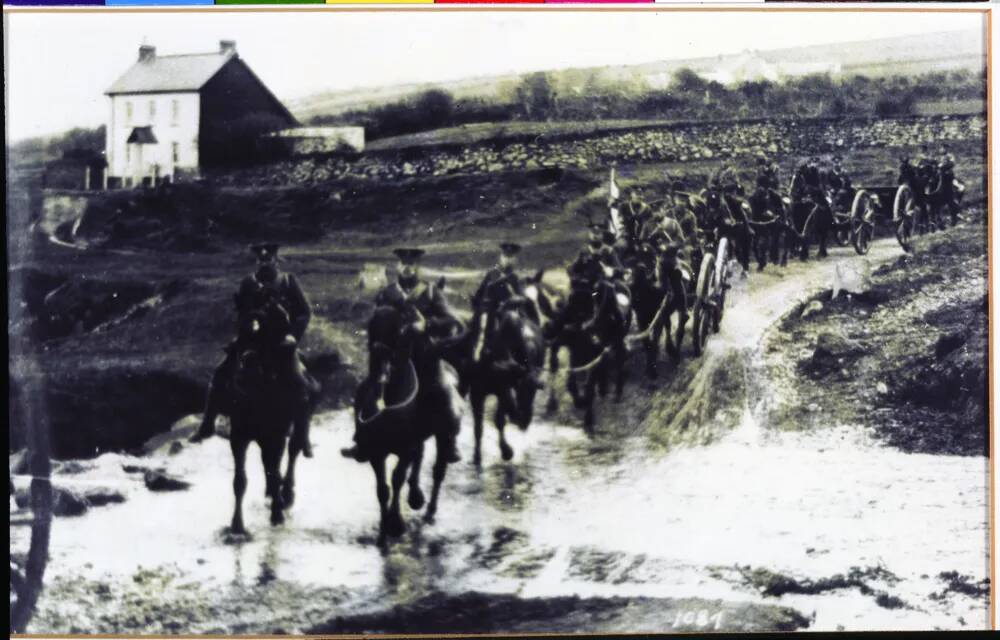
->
[106,52,235,95]
[126,126,158,144]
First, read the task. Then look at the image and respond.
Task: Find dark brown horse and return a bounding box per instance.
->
[788,169,833,260]
[227,305,317,535]
[348,305,463,546]
[547,276,632,433]
[464,295,546,466]
[627,244,670,379]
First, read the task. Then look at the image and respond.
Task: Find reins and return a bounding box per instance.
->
[357,359,419,425]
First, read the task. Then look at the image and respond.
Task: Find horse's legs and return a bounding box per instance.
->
[407,443,426,510]
[597,359,609,399]
[230,437,249,535]
[644,331,657,380]
[495,393,514,462]
[583,371,597,434]
[754,229,767,272]
[471,389,486,467]
[613,342,626,402]
[664,311,678,360]
[282,437,300,508]
[262,439,286,526]
[674,308,688,360]
[568,368,583,409]
[372,457,390,547]
[817,213,829,258]
[545,344,560,415]
[385,456,408,537]
[425,430,454,523]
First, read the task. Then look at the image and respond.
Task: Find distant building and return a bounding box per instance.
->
[269,127,366,155]
[701,51,842,86]
[105,41,297,187]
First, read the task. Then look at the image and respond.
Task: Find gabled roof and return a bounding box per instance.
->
[106,51,234,95]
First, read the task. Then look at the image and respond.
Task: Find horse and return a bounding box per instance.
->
[627,244,671,379]
[700,186,753,274]
[464,294,546,466]
[547,274,632,433]
[349,305,464,546]
[522,271,569,416]
[227,304,317,535]
[788,169,833,260]
[746,186,789,270]
[927,163,962,228]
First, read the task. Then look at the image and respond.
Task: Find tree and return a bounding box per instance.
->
[671,68,708,95]
[515,73,558,121]
[413,89,455,130]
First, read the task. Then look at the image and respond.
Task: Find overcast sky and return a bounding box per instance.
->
[4,8,985,142]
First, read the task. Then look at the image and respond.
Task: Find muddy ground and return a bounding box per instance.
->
[8,142,991,633]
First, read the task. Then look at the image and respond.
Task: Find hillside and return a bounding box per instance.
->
[287,29,984,122]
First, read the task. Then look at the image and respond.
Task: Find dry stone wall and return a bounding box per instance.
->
[211,115,984,188]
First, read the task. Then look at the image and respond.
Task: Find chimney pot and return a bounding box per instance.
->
[220,40,237,55]
[138,45,156,62]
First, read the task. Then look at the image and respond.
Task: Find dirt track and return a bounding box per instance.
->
[10,225,990,633]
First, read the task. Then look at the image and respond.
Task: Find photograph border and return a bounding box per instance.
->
[4,2,995,635]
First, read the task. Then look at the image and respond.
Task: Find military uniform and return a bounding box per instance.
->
[191,244,316,457]
[470,243,528,363]
[346,248,462,464]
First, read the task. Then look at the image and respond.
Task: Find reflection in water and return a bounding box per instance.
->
[258,540,279,586]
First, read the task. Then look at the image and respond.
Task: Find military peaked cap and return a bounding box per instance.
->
[392,248,426,264]
[250,243,280,261]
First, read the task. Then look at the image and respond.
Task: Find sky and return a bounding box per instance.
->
[3,8,986,142]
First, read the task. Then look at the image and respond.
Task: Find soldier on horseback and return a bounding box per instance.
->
[343,247,463,464]
[190,243,317,457]
[471,242,532,360]
[936,145,962,225]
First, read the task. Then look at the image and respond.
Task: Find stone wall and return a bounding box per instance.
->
[212,115,985,188]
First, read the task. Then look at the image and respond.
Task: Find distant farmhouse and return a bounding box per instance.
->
[104,41,297,187]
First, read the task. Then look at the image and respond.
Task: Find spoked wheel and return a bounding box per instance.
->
[850,190,875,255]
[712,237,730,333]
[893,185,916,252]
[690,252,716,357]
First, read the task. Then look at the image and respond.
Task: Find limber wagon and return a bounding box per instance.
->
[830,171,965,255]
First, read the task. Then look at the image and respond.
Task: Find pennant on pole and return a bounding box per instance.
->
[608,167,622,238]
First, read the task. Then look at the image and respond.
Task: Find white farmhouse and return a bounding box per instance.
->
[105,41,297,187]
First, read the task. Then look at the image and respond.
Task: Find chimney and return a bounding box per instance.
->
[138,44,156,63]
[220,40,237,56]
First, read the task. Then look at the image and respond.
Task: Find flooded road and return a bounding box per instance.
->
[10,238,990,633]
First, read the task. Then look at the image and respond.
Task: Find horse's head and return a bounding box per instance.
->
[494,310,545,431]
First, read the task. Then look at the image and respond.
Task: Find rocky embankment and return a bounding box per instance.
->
[761,216,988,456]
[212,115,983,187]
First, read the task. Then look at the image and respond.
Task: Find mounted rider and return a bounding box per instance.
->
[471,242,535,361]
[706,163,753,274]
[374,248,463,337]
[936,145,963,224]
[343,247,463,464]
[190,243,317,457]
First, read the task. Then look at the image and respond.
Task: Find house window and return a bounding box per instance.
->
[172,142,180,164]
[149,100,156,119]
[171,100,180,125]
[125,101,133,123]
